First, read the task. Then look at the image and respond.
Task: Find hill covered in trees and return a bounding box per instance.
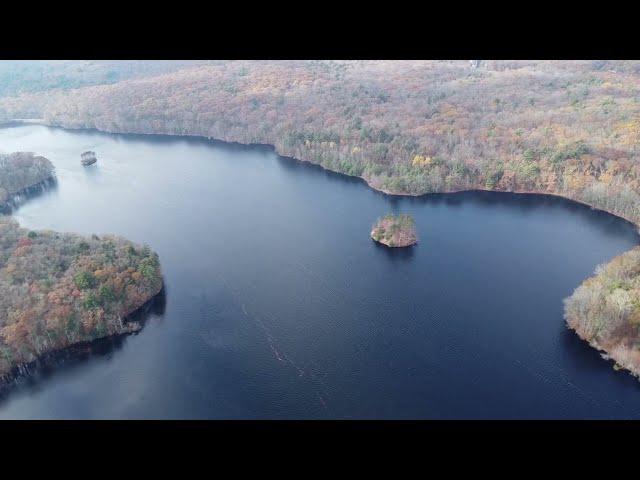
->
[1,60,640,225]
[565,247,640,378]
[0,152,55,211]
[0,153,163,380]
[0,60,212,99]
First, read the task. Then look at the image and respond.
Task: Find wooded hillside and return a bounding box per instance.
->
[2,60,639,223]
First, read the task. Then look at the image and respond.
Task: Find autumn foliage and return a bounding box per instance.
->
[371,214,417,247]
[3,60,640,378]
[565,247,640,378]
[0,153,162,376]
[1,60,640,225]
[0,216,163,376]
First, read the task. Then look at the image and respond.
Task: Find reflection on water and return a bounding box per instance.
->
[0,176,58,214]
[0,124,639,419]
[373,240,416,261]
[276,155,366,189]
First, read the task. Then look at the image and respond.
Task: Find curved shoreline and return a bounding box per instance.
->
[15,119,640,228]
[0,285,165,392]
[0,148,165,388]
[0,175,57,214]
[371,237,418,248]
[25,119,640,229]
[8,121,640,381]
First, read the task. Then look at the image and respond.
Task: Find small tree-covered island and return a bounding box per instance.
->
[0,152,163,381]
[371,214,418,248]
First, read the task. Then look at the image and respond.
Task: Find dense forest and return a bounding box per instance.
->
[565,247,640,378]
[0,152,54,209]
[1,60,640,226]
[0,153,163,378]
[371,214,417,247]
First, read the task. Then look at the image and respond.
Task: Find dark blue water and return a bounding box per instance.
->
[1,124,639,419]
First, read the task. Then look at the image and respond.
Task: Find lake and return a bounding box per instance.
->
[1,124,639,419]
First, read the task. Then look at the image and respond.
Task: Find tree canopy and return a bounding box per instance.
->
[2,60,640,225]
[0,153,163,378]
[371,214,417,247]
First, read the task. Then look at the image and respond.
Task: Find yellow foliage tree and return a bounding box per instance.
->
[412,155,433,167]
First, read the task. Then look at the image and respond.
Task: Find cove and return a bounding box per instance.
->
[0,124,639,419]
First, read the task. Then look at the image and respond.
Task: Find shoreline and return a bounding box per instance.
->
[0,149,165,390]
[0,286,164,392]
[6,120,640,381]
[0,175,57,214]
[15,119,639,228]
[567,325,640,381]
[371,236,418,248]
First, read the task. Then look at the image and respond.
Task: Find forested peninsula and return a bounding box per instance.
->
[565,248,640,378]
[1,60,640,378]
[0,153,163,381]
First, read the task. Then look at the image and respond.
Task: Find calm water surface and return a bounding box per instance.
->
[1,124,639,419]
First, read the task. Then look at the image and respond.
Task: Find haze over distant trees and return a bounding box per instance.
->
[0,60,215,99]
